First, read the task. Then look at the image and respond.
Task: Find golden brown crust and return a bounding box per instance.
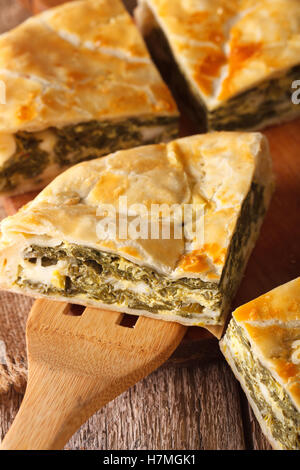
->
[139,0,300,108]
[0,0,177,134]
[234,278,300,323]
[232,277,300,412]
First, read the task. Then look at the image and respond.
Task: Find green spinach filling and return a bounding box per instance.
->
[0,115,178,192]
[17,243,220,319]
[226,320,300,450]
[53,116,178,166]
[220,182,265,301]
[208,65,300,131]
[15,182,265,324]
[0,133,49,192]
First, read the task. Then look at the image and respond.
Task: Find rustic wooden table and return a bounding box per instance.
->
[0,0,271,450]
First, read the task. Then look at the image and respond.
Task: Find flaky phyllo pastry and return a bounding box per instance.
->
[0,133,273,331]
[135,0,300,131]
[220,278,300,450]
[0,0,178,196]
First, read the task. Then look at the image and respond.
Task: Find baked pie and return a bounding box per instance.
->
[0,0,178,196]
[135,0,300,131]
[0,132,273,331]
[221,278,300,449]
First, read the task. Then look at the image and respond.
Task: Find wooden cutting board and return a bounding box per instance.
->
[6,0,300,366]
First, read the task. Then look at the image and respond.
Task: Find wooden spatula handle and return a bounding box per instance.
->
[1,300,186,449]
[1,360,118,450]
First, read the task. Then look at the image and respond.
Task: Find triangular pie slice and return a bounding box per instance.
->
[221,278,300,449]
[135,0,300,131]
[0,132,273,333]
[0,0,178,196]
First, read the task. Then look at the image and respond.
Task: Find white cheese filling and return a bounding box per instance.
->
[140,125,166,142]
[103,276,151,295]
[20,259,68,288]
[17,257,222,323]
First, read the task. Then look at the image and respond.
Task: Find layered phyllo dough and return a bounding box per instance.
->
[220,278,300,449]
[0,133,273,330]
[135,0,300,131]
[0,0,178,196]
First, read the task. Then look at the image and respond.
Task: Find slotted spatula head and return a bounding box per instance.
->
[28,299,186,379]
[1,299,186,450]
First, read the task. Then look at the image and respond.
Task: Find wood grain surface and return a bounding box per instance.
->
[4,0,300,450]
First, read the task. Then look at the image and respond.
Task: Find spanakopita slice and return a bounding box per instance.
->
[0,0,178,196]
[220,278,300,450]
[135,0,300,131]
[0,133,273,329]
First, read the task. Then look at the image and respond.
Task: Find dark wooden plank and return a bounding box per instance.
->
[0,388,23,441]
[65,361,245,450]
[0,0,29,32]
[196,361,246,450]
[0,327,244,449]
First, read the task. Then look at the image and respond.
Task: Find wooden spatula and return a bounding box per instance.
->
[1,299,186,449]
